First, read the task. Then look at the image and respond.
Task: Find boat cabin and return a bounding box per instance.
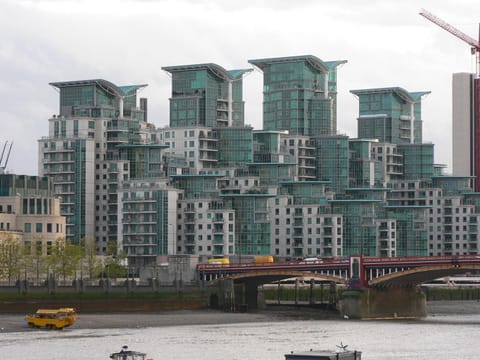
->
[110,347,147,360]
[285,350,361,360]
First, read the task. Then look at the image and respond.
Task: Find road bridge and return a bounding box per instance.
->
[198,255,480,318]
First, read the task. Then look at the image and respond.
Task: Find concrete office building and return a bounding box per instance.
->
[0,174,66,255]
[452,73,480,191]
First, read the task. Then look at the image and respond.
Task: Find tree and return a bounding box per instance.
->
[46,238,80,284]
[104,240,127,279]
[30,237,46,285]
[80,237,102,280]
[0,234,22,285]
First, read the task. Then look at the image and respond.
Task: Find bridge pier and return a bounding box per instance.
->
[339,286,427,319]
[214,279,265,312]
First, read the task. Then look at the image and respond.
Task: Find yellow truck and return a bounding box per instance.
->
[25,308,77,329]
[207,257,230,265]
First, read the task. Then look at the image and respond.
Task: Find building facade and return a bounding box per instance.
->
[38,79,152,253]
[351,87,430,144]
[452,73,480,191]
[33,56,480,274]
[0,174,66,255]
[249,55,346,137]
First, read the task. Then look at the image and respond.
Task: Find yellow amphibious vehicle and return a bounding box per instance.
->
[25,308,77,329]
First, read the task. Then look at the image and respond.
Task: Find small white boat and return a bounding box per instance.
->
[110,346,151,360]
[285,344,361,360]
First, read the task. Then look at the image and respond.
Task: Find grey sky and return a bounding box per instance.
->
[1,0,479,175]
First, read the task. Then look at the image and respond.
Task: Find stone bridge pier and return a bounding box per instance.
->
[339,286,427,319]
[215,278,265,312]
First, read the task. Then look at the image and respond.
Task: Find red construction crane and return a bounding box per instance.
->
[419,8,480,77]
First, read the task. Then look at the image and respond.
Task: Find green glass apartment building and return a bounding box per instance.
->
[350,87,430,144]
[162,64,252,128]
[37,55,480,270]
[249,55,346,137]
[39,79,150,251]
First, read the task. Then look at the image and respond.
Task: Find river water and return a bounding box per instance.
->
[0,309,479,360]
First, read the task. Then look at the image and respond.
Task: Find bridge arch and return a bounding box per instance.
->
[369,264,480,287]
[227,270,347,285]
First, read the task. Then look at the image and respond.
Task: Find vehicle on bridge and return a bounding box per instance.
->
[207,256,230,265]
[300,257,324,264]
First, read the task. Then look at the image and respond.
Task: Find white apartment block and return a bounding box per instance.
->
[269,196,343,258]
[176,198,236,262]
[117,179,180,270]
[156,126,219,174]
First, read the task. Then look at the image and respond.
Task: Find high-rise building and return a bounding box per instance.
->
[38,79,152,252]
[249,55,346,136]
[34,57,480,271]
[350,87,430,144]
[271,181,342,258]
[348,139,382,188]
[117,178,180,270]
[315,135,350,194]
[398,143,434,180]
[452,73,480,191]
[161,63,252,128]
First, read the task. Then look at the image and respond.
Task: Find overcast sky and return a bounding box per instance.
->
[1,0,479,175]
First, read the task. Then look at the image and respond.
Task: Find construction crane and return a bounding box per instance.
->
[0,141,13,174]
[419,8,480,77]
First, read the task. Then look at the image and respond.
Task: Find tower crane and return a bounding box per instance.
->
[419,8,480,78]
[0,141,13,174]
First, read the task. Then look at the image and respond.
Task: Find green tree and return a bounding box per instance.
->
[104,240,127,279]
[80,237,102,280]
[0,234,22,285]
[46,238,80,284]
[30,237,46,285]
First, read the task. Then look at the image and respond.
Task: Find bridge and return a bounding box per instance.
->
[197,255,480,319]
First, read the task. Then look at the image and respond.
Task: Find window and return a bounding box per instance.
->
[36,223,43,232]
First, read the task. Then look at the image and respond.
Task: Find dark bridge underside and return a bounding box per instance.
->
[227,270,347,286]
[369,264,480,287]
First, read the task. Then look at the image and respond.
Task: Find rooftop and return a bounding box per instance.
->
[49,79,147,97]
[161,63,252,81]
[350,87,430,103]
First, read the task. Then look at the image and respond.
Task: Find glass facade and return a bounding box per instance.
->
[330,200,381,256]
[249,55,346,137]
[315,135,349,194]
[170,174,221,199]
[216,127,253,167]
[118,144,168,179]
[384,206,429,256]
[40,79,149,249]
[162,64,251,128]
[351,87,430,144]
[349,139,382,188]
[37,58,480,267]
[221,194,273,256]
[398,143,434,180]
